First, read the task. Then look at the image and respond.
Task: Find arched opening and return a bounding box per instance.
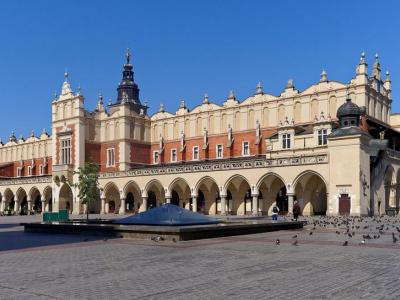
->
[123,181,142,213]
[196,177,220,215]
[225,175,251,215]
[16,188,28,215]
[384,166,395,211]
[59,184,73,213]
[169,178,190,209]
[257,174,286,215]
[3,189,14,213]
[29,187,41,214]
[104,183,120,214]
[294,172,327,216]
[146,180,165,209]
[87,188,101,214]
[43,186,52,212]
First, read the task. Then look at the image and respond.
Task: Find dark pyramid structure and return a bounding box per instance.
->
[115,204,220,226]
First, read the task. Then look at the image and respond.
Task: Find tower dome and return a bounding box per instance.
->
[336,96,361,128]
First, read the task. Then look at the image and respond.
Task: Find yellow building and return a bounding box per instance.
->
[0,51,397,217]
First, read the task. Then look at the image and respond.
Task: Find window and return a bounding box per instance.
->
[28,166,32,176]
[153,151,159,164]
[39,165,44,175]
[216,144,223,159]
[282,133,291,149]
[318,129,328,145]
[60,138,71,165]
[17,167,22,177]
[242,141,250,156]
[171,149,177,162]
[107,148,115,167]
[193,146,199,160]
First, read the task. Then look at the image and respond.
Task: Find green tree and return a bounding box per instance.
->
[74,161,100,221]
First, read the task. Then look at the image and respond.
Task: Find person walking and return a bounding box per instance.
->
[272,205,279,221]
[293,200,300,221]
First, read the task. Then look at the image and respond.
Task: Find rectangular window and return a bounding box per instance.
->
[39,165,44,175]
[171,149,177,162]
[60,138,71,165]
[193,146,199,160]
[242,141,250,156]
[107,148,115,167]
[153,151,159,164]
[216,144,223,159]
[17,167,22,177]
[318,129,328,145]
[282,133,291,149]
[28,166,32,176]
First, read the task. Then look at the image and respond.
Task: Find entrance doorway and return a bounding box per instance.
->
[339,194,350,215]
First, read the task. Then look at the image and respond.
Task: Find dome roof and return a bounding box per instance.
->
[336,98,361,119]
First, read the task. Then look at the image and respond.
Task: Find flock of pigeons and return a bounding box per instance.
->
[278,215,400,247]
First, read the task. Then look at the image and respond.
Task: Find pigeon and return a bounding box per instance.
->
[309,231,313,236]
[292,240,298,246]
[172,238,177,243]
[336,231,340,235]
[292,235,298,239]
[360,240,366,245]
[342,241,348,246]
[275,239,280,245]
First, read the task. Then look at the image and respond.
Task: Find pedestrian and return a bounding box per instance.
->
[293,200,300,221]
[272,205,279,221]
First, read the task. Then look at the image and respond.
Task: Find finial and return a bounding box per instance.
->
[286,79,294,89]
[98,93,103,103]
[159,103,164,112]
[54,91,58,100]
[320,69,328,82]
[359,50,366,63]
[256,82,263,94]
[385,70,390,80]
[77,84,81,95]
[375,53,379,61]
[64,70,69,82]
[30,130,35,138]
[228,90,235,100]
[108,99,112,106]
[180,100,186,108]
[126,48,131,65]
[144,100,148,107]
[203,93,209,104]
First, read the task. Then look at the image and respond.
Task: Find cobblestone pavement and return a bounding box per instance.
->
[1,215,400,300]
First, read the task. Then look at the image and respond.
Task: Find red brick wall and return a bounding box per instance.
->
[130,142,151,165]
[150,128,276,164]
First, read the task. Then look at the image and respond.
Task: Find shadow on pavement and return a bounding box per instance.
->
[0,230,114,252]
[0,224,23,229]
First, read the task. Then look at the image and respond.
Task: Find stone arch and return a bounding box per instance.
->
[123,180,142,213]
[59,183,73,213]
[16,187,28,215]
[144,179,165,209]
[169,177,191,209]
[3,188,14,212]
[293,171,327,215]
[196,176,220,215]
[256,173,287,215]
[224,174,251,215]
[29,186,42,213]
[103,182,120,214]
[42,185,53,212]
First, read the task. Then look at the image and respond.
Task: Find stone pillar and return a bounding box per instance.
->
[192,196,197,212]
[165,197,171,204]
[41,196,46,214]
[119,198,126,215]
[252,194,259,216]
[27,196,32,214]
[100,197,106,214]
[0,201,4,213]
[141,196,148,212]
[14,200,20,215]
[220,196,227,215]
[287,193,294,216]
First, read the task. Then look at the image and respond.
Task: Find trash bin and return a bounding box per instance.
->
[58,209,69,221]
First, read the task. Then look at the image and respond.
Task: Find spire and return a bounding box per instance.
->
[9,131,16,142]
[96,93,105,112]
[30,130,35,138]
[126,48,131,65]
[372,53,381,80]
[360,51,366,64]
[256,82,263,95]
[320,69,328,83]
[384,70,392,95]
[159,103,164,113]
[228,90,236,100]
[61,70,72,96]
[203,93,209,104]
[180,100,186,109]
[286,79,294,89]
[356,51,368,76]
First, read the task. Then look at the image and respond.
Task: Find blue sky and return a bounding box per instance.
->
[0,0,399,140]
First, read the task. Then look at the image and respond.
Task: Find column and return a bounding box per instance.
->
[252,195,259,216]
[41,196,46,214]
[27,196,32,215]
[119,198,126,215]
[14,200,20,215]
[287,193,294,216]
[141,196,148,212]
[100,197,106,214]
[220,196,226,215]
[0,201,4,213]
[192,196,197,212]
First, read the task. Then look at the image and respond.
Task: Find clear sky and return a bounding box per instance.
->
[0,0,399,140]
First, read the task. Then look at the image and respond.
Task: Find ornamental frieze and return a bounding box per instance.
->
[0,175,52,186]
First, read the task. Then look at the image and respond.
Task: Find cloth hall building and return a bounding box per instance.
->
[0,51,399,217]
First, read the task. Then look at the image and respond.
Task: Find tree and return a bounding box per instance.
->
[74,161,100,221]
